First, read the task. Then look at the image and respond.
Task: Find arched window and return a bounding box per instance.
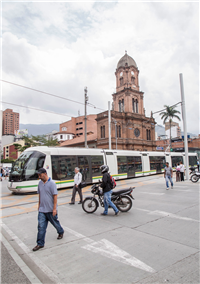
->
[101,126,103,138]
[117,125,121,138]
[149,130,151,140]
[146,129,151,140]
[132,98,135,112]
[101,126,105,138]
[119,100,122,112]
[120,77,123,86]
[136,99,138,113]
[146,129,148,140]
[122,99,124,112]
[131,77,135,84]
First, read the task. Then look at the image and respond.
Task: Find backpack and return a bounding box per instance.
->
[109,174,116,189]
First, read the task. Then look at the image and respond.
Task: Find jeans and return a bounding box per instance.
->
[103,190,119,214]
[165,175,173,188]
[37,212,64,246]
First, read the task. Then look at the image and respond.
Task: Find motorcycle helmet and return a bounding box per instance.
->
[100,165,109,173]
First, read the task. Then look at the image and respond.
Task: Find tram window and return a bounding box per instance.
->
[171,156,183,167]
[23,151,46,181]
[91,156,104,177]
[51,156,76,180]
[149,156,166,171]
[189,156,197,166]
[117,156,127,173]
[106,152,113,155]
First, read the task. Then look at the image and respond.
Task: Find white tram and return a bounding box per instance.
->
[8,146,198,193]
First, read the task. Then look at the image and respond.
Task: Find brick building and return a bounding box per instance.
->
[3,139,25,160]
[3,109,19,135]
[60,114,97,148]
[96,52,156,151]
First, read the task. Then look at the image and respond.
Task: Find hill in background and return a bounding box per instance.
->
[19,124,59,136]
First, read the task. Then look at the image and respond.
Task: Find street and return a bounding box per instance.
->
[1,175,199,284]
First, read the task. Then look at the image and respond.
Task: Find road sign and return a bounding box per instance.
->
[170,148,173,152]
[156,147,164,150]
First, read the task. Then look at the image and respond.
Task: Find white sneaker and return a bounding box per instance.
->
[171,186,173,189]
[166,187,169,190]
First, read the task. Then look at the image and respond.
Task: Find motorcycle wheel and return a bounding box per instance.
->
[115,195,132,212]
[82,197,98,213]
[191,174,199,183]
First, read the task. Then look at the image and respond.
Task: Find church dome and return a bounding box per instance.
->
[117,52,137,69]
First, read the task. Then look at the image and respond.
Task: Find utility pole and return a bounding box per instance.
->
[179,73,189,180]
[108,101,111,150]
[84,87,88,148]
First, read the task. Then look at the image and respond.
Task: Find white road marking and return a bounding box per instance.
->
[140,192,165,196]
[62,225,155,273]
[82,238,155,273]
[148,210,200,222]
[1,222,62,284]
[135,208,199,222]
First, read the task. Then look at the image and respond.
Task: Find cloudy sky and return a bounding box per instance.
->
[1,0,199,134]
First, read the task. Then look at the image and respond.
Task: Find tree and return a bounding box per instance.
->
[160,105,181,150]
[13,135,59,153]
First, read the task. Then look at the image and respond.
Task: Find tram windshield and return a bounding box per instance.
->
[9,151,46,181]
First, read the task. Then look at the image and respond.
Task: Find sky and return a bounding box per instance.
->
[1,0,199,135]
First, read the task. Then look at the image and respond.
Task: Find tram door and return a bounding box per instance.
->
[77,156,92,183]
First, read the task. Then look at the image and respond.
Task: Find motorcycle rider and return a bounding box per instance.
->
[100,165,120,216]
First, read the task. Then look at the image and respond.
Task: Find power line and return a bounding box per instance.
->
[1,101,72,117]
[152,102,182,115]
[1,80,106,112]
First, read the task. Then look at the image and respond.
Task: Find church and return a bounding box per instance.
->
[96,52,157,151]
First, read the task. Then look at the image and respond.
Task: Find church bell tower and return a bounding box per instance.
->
[113,51,144,115]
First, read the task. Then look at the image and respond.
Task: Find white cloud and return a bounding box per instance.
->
[2,1,199,134]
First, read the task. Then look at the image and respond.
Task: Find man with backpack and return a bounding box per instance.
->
[100,165,120,216]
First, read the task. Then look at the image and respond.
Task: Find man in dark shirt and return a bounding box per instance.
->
[100,165,119,216]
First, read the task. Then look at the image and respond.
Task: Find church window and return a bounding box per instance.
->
[101,126,105,138]
[131,77,135,84]
[132,98,135,112]
[136,99,138,113]
[146,129,151,140]
[120,77,123,86]
[122,99,124,112]
[119,100,122,112]
[118,125,121,138]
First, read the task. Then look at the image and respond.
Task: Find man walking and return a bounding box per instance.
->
[69,167,83,205]
[100,165,120,216]
[179,161,185,181]
[32,168,64,252]
[164,162,173,190]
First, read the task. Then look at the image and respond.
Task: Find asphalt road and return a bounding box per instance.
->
[1,175,199,283]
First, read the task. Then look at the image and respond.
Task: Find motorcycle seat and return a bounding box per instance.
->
[112,187,134,195]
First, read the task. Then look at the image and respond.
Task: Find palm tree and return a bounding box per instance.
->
[160,105,181,150]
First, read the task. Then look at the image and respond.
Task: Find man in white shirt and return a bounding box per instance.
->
[179,161,185,181]
[69,167,83,205]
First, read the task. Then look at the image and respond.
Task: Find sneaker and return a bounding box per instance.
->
[115,211,120,216]
[69,202,75,205]
[101,213,107,216]
[78,201,82,204]
[166,187,169,190]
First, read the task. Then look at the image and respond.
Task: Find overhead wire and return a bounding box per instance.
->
[1,80,106,112]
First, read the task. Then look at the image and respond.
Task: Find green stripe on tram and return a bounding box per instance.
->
[16,184,38,189]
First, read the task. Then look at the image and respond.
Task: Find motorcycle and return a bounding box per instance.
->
[190,172,200,183]
[82,183,134,214]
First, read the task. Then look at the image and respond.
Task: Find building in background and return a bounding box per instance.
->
[3,139,25,160]
[96,52,156,151]
[60,115,97,148]
[3,109,19,135]
[165,121,181,138]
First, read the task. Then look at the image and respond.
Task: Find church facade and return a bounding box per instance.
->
[96,52,157,151]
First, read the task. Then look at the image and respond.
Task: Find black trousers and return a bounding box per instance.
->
[180,172,184,181]
[71,185,83,203]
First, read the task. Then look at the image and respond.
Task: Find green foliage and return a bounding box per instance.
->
[160,105,181,124]
[13,135,59,152]
[1,158,15,163]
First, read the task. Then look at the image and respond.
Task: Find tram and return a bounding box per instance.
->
[8,146,198,193]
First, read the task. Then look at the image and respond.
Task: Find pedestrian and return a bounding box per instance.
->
[32,168,64,252]
[5,167,9,180]
[0,167,3,181]
[69,167,83,205]
[164,162,173,190]
[179,161,185,181]
[100,165,120,216]
[176,163,181,182]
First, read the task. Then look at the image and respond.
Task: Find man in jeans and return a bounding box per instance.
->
[100,165,120,216]
[164,162,173,190]
[32,168,64,251]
